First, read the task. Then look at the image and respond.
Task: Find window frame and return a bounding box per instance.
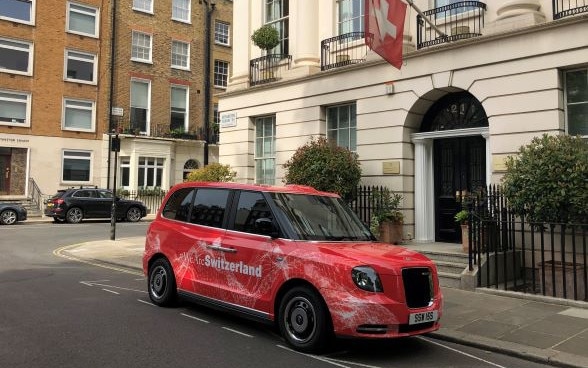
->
[172,0,191,23]
[326,102,357,152]
[214,60,229,88]
[64,49,97,84]
[62,97,96,132]
[564,67,588,137]
[131,31,153,64]
[0,0,35,25]
[138,156,164,188]
[170,85,189,132]
[66,1,99,38]
[337,0,364,35]
[0,37,33,76]
[171,40,190,70]
[265,0,289,55]
[130,78,151,135]
[61,149,92,184]
[0,90,32,127]
[214,20,230,46]
[132,0,153,14]
[254,115,276,185]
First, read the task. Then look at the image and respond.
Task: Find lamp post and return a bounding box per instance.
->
[202,0,216,166]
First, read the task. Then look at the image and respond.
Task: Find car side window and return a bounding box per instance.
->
[98,190,113,199]
[190,188,229,228]
[73,190,94,198]
[232,191,273,234]
[162,188,195,222]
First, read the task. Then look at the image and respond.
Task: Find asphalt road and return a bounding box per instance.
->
[0,221,554,368]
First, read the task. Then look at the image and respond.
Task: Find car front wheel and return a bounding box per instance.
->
[66,207,83,224]
[278,286,331,353]
[148,258,177,307]
[126,207,142,222]
[0,210,17,225]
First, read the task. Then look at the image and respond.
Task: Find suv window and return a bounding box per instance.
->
[232,191,273,234]
[189,188,229,228]
[97,189,113,199]
[162,187,195,222]
[73,189,95,198]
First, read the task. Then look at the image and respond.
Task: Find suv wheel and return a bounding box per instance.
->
[66,207,83,224]
[126,207,142,222]
[148,258,177,307]
[0,210,17,225]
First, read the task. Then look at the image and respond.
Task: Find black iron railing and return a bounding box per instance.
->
[117,189,167,214]
[249,54,292,86]
[321,32,371,71]
[28,177,44,211]
[347,185,398,227]
[417,1,486,49]
[467,185,587,301]
[113,121,219,143]
[553,0,588,19]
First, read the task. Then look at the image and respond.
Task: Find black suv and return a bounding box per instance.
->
[45,187,147,224]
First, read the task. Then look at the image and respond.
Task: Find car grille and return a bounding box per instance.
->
[402,267,433,308]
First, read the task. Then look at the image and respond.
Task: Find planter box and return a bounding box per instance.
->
[379,221,403,244]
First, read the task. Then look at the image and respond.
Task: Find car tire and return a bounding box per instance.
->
[0,209,17,225]
[278,286,331,353]
[66,207,83,224]
[53,217,65,223]
[148,258,177,307]
[126,207,142,222]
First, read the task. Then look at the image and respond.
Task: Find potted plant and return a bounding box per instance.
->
[370,187,404,244]
[454,209,469,252]
[251,24,280,53]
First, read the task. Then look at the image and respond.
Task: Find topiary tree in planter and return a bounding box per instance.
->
[185,163,236,182]
[501,134,588,224]
[251,24,280,53]
[283,136,361,201]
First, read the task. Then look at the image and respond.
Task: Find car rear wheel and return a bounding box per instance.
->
[66,207,83,224]
[126,207,142,222]
[278,286,331,353]
[0,210,17,225]
[53,217,65,223]
[148,258,177,307]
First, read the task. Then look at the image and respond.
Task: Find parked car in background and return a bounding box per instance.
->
[143,182,442,353]
[44,187,147,224]
[0,203,28,225]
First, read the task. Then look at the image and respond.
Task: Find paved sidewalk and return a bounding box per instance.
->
[56,236,588,368]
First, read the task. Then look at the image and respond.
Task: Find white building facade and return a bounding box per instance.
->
[218,0,588,243]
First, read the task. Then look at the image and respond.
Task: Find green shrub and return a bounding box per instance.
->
[251,24,280,52]
[185,163,236,182]
[283,136,361,200]
[369,187,404,234]
[501,134,588,224]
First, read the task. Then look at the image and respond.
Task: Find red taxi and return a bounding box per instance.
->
[143,182,442,353]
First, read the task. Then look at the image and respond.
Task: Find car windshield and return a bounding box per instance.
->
[270,192,374,241]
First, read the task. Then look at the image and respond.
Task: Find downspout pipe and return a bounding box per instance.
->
[202,0,216,166]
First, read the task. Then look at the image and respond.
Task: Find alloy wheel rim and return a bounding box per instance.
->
[150,266,167,299]
[284,296,316,343]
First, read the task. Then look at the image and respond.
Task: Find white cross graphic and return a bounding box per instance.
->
[372,0,398,39]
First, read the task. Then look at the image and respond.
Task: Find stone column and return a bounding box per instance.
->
[413,138,435,243]
[486,0,546,34]
[290,0,320,73]
[226,0,252,92]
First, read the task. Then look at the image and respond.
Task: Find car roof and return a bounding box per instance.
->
[172,181,340,197]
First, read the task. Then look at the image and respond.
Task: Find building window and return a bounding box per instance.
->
[64,50,97,84]
[138,157,164,188]
[0,38,33,76]
[265,0,289,55]
[67,2,99,37]
[338,0,364,35]
[327,103,357,151]
[255,116,276,185]
[170,85,188,132]
[120,157,130,187]
[62,98,95,132]
[0,0,35,24]
[172,0,190,22]
[434,0,475,17]
[131,31,152,63]
[133,0,153,13]
[183,159,199,180]
[130,79,150,134]
[214,60,229,88]
[214,20,230,46]
[0,90,31,127]
[171,40,189,70]
[62,150,92,183]
[565,68,588,137]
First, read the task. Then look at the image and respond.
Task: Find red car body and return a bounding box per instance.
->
[143,182,442,352]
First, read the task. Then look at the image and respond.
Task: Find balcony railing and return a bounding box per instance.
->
[249,54,292,86]
[553,0,588,19]
[417,1,486,49]
[321,32,371,71]
[114,121,220,143]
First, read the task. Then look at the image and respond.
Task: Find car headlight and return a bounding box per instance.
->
[351,266,383,292]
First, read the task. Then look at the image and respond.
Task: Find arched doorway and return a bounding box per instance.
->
[412,91,489,243]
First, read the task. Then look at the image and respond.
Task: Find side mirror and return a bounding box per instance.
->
[255,218,278,238]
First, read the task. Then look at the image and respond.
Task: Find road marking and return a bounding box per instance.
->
[181,313,210,323]
[102,288,120,295]
[79,280,147,293]
[222,327,253,338]
[559,308,588,319]
[138,299,156,306]
[417,336,507,368]
[277,345,382,368]
[54,244,142,276]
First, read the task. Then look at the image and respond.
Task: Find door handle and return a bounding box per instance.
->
[206,245,237,253]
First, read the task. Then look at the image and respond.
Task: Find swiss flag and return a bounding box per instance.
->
[365,0,407,69]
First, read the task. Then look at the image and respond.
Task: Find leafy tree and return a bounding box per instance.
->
[251,24,280,52]
[283,136,361,200]
[501,134,588,224]
[185,163,236,182]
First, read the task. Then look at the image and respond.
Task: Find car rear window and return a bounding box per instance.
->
[50,190,67,200]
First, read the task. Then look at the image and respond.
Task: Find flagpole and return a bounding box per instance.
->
[404,0,447,38]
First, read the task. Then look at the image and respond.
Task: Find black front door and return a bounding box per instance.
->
[0,150,11,195]
[434,137,486,243]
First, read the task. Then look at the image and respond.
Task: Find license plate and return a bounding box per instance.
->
[47,203,54,208]
[409,310,438,325]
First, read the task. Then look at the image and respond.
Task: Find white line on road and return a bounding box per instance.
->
[181,313,210,324]
[79,281,147,293]
[102,288,120,295]
[417,336,508,368]
[137,299,155,306]
[222,327,254,338]
[276,345,381,368]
